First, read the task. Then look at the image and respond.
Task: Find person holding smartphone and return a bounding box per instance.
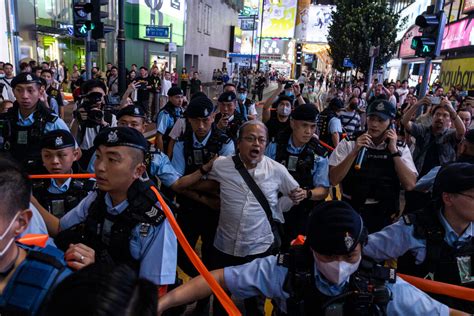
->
[329,100,418,233]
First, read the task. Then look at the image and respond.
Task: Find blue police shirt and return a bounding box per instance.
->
[223,255,449,315]
[59,191,177,285]
[20,203,56,247]
[49,97,59,116]
[48,178,72,194]
[364,210,474,265]
[17,110,70,132]
[328,117,343,134]
[414,166,441,192]
[171,131,235,176]
[156,107,184,135]
[265,137,330,188]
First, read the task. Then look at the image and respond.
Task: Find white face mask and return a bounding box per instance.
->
[314,254,361,286]
[277,105,292,116]
[0,212,19,257]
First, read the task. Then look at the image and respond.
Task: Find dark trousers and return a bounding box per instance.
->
[176,199,219,277]
[342,197,397,233]
[136,99,150,118]
[211,247,271,316]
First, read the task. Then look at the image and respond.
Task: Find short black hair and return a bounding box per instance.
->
[111,66,118,71]
[139,66,148,71]
[19,62,30,71]
[3,63,13,68]
[41,69,54,76]
[131,63,137,67]
[0,157,31,219]
[81,79,107,95]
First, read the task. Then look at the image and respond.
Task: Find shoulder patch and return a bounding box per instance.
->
[402,214,413,225]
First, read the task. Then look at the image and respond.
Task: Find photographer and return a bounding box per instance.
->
[71,80,117,169]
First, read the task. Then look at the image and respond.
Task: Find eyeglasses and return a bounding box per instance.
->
[242,136,267,144]
[456,192,474,200]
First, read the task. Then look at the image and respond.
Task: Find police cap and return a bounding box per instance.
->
[433,163,474,197]
[11,73,42,88]
[167,86,183,97]
[93,127,148,152]
[117,105,146,120]
[185,96,214,118]
[367,99,396,121]
[40,130,76,150]
[291,104,318,122]
[306,201,365,256]
[328,97,345,110]
[218,91,237,103]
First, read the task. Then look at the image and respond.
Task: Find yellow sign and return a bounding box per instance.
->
[439,58,474,91]
[261,0,297,38]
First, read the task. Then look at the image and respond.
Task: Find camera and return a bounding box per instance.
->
[74,91,104,123]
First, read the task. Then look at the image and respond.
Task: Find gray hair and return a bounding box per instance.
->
[237,120,268,140]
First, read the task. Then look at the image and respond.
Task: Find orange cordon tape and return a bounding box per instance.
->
[318,140,334,152]
[150,186,241,316]
[29,173,96,179]
[18,234,49,248]
[29,174,241,315]
[398,273,474,302]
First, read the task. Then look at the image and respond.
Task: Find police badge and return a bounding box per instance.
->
[344,232,354,251]
[55,136,63,147]
[134,107,140,115]
[376,102,385,111]
[108,130,118,143]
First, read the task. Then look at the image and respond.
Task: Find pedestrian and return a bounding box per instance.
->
[339,96,362,137]
[134,66,151,119]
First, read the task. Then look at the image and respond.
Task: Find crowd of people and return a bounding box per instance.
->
[0,58,473,316]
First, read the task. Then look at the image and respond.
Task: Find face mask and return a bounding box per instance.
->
[285,91,294,97]
[0,212,19,257]
[278,105,291,116]
[0,74,5,79]
[315,254,361,286]
[238,93,247,101]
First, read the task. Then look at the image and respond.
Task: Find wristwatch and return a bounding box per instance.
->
[390,150,402,158]
[306,189,313,200]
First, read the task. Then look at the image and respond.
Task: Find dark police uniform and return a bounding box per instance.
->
[56,127,177,285]
[220,201,450,315]
[32,130,95,218]
[0,73,70,174]
[265,104,330,248]
[365,163,474,313]
[215,91,246,142]
[46,85,64,110]
[171,96,234,277]
[317,97,344,148]
[156,86,184,152]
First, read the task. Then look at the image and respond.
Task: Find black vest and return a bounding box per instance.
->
[317,108,338,147]
[274,129,329,189]
[397,207,474,313]
[0,102,57,174]
[55,179,166,272]
[278,246,394,316]
[158,102,181,149]
[32,178,96,218]
[182,126,230,175]
[215,111,245,142]
[341,138,401,213]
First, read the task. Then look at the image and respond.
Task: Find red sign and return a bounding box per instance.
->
[441,18,474,51]
[464,0,474,14]
[398,25,421,58]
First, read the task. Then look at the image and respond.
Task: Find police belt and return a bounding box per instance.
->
[342,193,380,205]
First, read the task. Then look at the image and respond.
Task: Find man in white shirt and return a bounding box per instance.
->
[206,120,306,315]
[395,80,409,107]
[0,63,15,101]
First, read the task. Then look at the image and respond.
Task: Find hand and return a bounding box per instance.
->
[217,114,230,130]
[384,128,398,153]
[293,84,301,95]
[64,243,95,270]
[78,108,88,121]
[128,82,137,91]
[354,133,373,152]
[289,188,306,205]
[441,97,456,115]
[418,96,432,107]
[202,154,218,173]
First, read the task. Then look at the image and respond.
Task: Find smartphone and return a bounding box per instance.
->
[430,96,441,105]
[459,91,468,97]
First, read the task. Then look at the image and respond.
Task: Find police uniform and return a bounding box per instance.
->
[171,96,234,277]
[317,98,344,148]
[32,130,95,218]
[236,86,256,121]
[46,85,64,115]
[56,127,177,285]
[0,73,70,174]
[215,91,246,142]
[265,104,330,247]
[364,163,474,313]
[156,87,184,152]
[329,100,418,233]
[0,244,72,315]
[220,201,450,315]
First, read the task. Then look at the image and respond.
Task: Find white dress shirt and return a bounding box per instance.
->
[209,155,299,257]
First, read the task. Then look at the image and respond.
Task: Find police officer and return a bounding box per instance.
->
[329,99,417,233]
[171,96,234,278]
[37,127,177,287]
[0,159,72,315]
[215,91,246,142]
[41,69,64,117]
[32,130,95,218]
[158,201,458,315]
[365,162,474,313]
[0,72,70,174]
[317,97,345,148]
[236,85,257,121]
[266,103,330,247]
[155,86,185,153]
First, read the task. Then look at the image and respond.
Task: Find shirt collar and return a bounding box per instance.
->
[50,177,72,193]
[192,131,212,148]
[17,110,35,126]
[104,193,129,215]
[438,209,474,247]
[287,136,305,154]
